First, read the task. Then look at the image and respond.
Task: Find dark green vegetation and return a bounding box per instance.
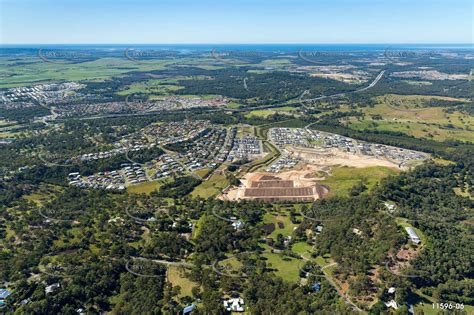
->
[0,106,50,123]
[173,68,356,106]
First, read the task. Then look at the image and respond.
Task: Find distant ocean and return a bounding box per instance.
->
[1,43,473,52]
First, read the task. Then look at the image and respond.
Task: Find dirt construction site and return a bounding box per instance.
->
[221,164,329,202]
[221,132,421,202]
[285,146,404,169]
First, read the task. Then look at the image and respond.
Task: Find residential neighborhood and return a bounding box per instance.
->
[269,127,428,166]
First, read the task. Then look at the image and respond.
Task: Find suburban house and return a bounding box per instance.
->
[0,289,12,307]
[182,303,196,315]
[404,227,421,244]
[223,297,245,312]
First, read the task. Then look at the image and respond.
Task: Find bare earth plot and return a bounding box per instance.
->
[222,166,328,202]
[286,146,403,169]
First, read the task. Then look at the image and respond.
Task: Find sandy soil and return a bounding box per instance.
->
[221,145,403,201]
[221,164,328,201]
[286,147,401,169]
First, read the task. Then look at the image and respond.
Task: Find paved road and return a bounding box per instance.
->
[303,70,385,131]
[157,144,203,180]
[321,264,364,313]
[299,70,385,105]
[300,251,364,313]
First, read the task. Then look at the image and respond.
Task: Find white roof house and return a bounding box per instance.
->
[224,298,245,312]
[232,220,244,230]
[45,283,60,294]
[384,202,396,211]
[405,227,421,244]
[385,299,398,309]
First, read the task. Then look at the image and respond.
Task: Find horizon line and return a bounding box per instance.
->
[1,42,473,46]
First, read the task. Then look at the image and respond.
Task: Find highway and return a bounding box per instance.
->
[298,70,385,104]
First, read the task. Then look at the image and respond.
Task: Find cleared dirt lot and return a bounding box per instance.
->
[222,166,329,202]
[286,146,402,169]
[244,187,314,197]
[250,180,294,188]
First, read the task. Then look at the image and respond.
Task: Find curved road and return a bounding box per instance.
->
[300,252,364,313]
[130,256,194,268]
[299,70,385,104]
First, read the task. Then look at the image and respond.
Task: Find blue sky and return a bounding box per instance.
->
[1,0,472,44]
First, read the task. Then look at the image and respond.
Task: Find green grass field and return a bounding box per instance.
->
[116,78,183,96]
[320,166,398,197]
[226,102,245,109]
[347,119,474,143]
[262,253,301,282]
[192,214,207,239]
[23,184,63,206]
[0,56,178,88]
[291,242,312,256]
[263,212,298,239]
[217,255,248,278]
[314,255,334,268]
[194,168,212,178]
[191,173,229,198]
[167,266,199,298]
[245,106,297,118]
[453,187,474,200]
[127,181,161,194]
[345,94,474,143]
